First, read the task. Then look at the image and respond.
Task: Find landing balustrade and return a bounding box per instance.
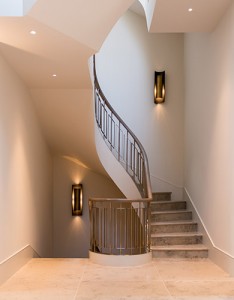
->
[89,56,152,256]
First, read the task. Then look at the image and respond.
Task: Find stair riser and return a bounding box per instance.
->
[151,223,197,234]
[151,202,186,212]
[151,235,203,246]
[151,211,192,222]
[152,193,171,202]
[152,249,208,259]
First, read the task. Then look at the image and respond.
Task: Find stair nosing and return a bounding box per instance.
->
[151,210,192,215]
[151,220,197,226]
[151,200,186,204]
[151,245,208,251]
[151,232,203,238]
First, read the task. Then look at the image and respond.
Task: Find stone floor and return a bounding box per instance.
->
[0,258,234,299]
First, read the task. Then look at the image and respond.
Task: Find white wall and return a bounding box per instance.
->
[31,89,106,176]
[53,156,124,258]
[184,2,234,265]
[96,11,184,197]
[0,54,53,263]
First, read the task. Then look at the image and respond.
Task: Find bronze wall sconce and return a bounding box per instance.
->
[154,71,165,104]
[72,184,83,216]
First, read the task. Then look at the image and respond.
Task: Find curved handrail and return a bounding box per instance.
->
[93,55,152,200]
[89,55,152,256]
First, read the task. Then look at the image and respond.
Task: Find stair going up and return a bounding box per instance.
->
[151,192,208,258]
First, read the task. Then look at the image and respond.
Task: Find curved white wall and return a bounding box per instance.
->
[184,2,234,268]
[95,125,141,199]
[96,11,184,196]
[0,53,53,263]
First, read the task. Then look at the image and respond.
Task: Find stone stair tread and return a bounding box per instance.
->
[151,232,202,238]
[152,192,172,196]
[151,200,185,204]
[151,220,197,226]
[150,192,208,258]
[151,244,208,251]
[151,210,190,215]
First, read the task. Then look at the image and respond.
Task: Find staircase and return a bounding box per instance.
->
[151,192,208,258]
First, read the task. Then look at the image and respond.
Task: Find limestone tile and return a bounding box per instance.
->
[0,290,75,300]
[5,258,86,284]
[82,262,161,282]
[165,280,234,297]
[75,280,170,299]
[153,259,229,280]
[0,258,85,300]
[174,297,234,300]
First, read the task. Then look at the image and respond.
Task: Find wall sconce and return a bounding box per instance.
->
[154,71,165,104]
[72,184,83,216]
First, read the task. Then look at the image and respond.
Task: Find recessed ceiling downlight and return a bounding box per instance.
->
[30,30,37,35]
[188,8,193,12]
[52,74,57,77]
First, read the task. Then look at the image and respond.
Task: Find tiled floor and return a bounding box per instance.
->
[0,258,234,299]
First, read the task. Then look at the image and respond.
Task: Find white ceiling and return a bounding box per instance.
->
[0,0,231,174]
[150,0,232,33]
[0,0,231,89]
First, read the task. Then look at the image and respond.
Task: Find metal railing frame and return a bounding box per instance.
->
[89,55,152,255]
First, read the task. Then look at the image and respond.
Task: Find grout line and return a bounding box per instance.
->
[163,278,234,283]
[152,261,174,299]
[73,262,87,300]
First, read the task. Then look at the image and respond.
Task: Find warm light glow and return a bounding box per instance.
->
[63,155,89,169]
[30,30,37,35]
[154,71,165,104]
[188,8,193,12]
[52,74,57,77]
[72,184,83,216]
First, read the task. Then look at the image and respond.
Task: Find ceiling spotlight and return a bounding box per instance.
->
[30,30,37,35]
[52,74,57,77]
[188,8,193,12]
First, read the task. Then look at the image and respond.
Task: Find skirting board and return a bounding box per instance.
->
[0,245,39,286]
[184,188,234,276]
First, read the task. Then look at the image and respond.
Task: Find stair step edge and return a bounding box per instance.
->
[151,200,186,204]
[152,192,172,195]
[151,210,191,215]
[151,232,203,238]
[151,221,197,226]
[151,245,208,251]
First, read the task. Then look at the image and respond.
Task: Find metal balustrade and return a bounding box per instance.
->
[89,55,152,255]
[89,198,151,255]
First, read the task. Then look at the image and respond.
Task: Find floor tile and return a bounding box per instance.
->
[0,259,85,300]
[153,259,229,280]
[1,258,234,300]
[166,280,234,297]
[75,280,170,300]
[83,262,161,282]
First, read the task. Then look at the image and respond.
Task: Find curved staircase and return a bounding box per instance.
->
[151,192,208,258]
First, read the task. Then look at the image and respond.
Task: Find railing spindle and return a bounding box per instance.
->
[89,55,152,256]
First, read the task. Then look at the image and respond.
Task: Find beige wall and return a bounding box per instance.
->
[0,53,53,263]
[96,11,184,198]
[184,2,234,267]
[53,156,124,258]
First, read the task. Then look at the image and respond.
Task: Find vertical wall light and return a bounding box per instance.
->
[154,71,165,104]
[72,184,83,216]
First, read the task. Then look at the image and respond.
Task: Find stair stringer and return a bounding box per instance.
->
[95,123,141,199]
